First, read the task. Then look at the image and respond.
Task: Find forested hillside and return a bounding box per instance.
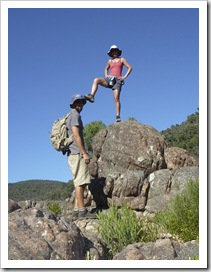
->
[161,110,199,158]
[8,179,74,201]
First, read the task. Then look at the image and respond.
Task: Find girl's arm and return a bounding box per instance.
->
[104,60,110,77]
[121,58,133,79]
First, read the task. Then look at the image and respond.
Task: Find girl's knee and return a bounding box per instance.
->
[114,96,120,103]
[114,93,120,102]
[93,78,101,84]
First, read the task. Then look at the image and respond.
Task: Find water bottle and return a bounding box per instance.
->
[109,76,116,87]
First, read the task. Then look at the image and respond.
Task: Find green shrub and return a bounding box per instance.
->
[97,204,143,257]
[96,179,199,259]
[139,218,160,243]
[47,202,62,216]
[83,121,106,154]
[154,179,199,242]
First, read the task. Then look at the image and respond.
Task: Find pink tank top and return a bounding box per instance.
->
[109,58,123,77]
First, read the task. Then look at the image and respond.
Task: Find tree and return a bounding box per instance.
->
[128,117,137,121]
[161,110,199,158]
[84,121,106,154]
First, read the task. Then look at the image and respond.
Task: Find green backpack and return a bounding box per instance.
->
[50,112,73,155]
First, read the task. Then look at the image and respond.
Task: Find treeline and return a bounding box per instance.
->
[8,179,74,202]
[161,110,199,158]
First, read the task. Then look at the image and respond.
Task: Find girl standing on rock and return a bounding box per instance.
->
[84,45,133,123]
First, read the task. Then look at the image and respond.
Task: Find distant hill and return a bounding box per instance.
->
[8,179,74,201]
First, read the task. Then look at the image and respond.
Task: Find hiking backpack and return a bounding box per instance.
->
[50,112,73,155]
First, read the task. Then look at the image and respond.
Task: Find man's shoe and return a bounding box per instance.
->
[84,94,95,103]
[69,210,79,221]
[78,209,97,219]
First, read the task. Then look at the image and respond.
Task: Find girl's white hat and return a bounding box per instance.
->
[107,45,122,57]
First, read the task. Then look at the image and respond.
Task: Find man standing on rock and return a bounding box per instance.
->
[66,94,96,220]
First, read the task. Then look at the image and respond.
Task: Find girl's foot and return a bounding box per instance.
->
[84,94,95,103]
[116,116,121,122]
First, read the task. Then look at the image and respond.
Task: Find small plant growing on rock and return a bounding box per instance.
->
[154,179,199,242]
[97,204,143,257]
[47,202,62,216]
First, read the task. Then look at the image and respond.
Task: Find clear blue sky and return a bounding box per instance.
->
[6,4,201,183]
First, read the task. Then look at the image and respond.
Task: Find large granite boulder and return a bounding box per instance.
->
[91,121,168,178]
[88,121,199,213]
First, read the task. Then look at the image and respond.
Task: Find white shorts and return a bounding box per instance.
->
[68,154,91,187]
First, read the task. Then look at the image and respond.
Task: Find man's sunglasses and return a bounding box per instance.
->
[74,99,85,104]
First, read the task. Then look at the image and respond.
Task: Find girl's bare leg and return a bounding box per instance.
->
[113,89,121,118]
[91,78,108,96]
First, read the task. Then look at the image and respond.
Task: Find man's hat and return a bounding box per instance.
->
[70,94,86,108]
[107,45,122,57]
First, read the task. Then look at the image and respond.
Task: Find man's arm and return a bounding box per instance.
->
[72,126,90,164]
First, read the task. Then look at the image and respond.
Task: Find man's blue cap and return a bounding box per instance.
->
[70,94,87,108]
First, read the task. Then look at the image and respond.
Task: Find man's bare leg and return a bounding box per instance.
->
[74,184,86,209]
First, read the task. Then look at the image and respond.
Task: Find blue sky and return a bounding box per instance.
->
[3,2,205,183]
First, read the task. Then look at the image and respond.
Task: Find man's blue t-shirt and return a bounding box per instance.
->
[66,109,85,154]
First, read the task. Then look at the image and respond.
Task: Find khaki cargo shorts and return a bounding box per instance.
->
[68,154,91,187]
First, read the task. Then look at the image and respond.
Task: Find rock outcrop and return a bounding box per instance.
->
[113,239,199,260]
[164,146,199,170]
[8,120,199,260]
[88,121,198,213]
[8,204,199,260]
[8,207,107,260]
